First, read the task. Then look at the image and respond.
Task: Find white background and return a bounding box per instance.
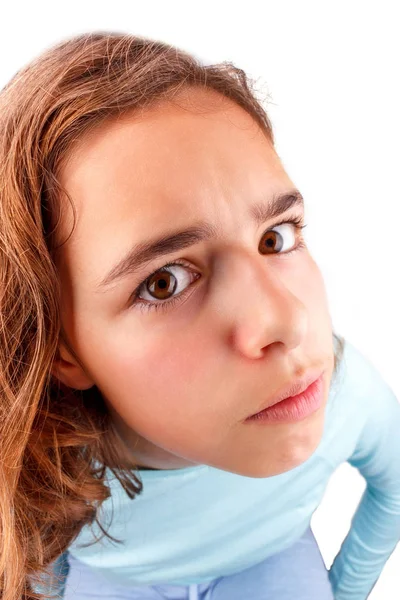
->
[1,1,399,598]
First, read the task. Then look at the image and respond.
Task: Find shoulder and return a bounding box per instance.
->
[322,338,400,465]
[342,340,398,413]
[331,338,397,415]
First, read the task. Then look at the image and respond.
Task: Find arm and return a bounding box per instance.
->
[328,347,400,599]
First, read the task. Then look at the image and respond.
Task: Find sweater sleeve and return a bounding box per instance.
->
[328,347,400,599]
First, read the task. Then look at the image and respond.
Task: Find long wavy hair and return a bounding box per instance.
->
[0,31,345,599]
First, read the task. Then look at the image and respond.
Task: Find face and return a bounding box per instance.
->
[52,87,335,478]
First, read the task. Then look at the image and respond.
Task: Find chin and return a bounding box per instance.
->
[280,417,325,471]
[243,416,325,479]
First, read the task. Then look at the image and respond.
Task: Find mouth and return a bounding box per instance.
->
[246,368,325,420]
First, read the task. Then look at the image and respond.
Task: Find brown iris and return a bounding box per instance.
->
[147,270,177,300]
[260,229,284,253]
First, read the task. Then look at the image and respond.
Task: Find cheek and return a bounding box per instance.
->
[299,257,334,354]
[94,328,212,433]
[293,254,330,317]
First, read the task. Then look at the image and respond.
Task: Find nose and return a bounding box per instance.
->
[213,248,308,359]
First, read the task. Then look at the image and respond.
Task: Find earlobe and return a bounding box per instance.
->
[51,343,95,391]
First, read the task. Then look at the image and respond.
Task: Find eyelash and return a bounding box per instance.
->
[129,216,307,314]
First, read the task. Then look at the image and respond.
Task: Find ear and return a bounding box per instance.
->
[51,341,95,391]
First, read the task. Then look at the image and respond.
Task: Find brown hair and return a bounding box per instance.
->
[0,31,345,599]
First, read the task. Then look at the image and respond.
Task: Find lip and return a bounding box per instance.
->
[246,368,325,420]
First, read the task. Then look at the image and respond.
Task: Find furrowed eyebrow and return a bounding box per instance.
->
[96,189,304,293]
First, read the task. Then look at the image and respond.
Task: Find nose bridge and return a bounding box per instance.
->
[213,246,308,354]
[217,245,293,307]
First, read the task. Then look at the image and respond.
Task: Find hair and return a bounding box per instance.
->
[0,31,345,599]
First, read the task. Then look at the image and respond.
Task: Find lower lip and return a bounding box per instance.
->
[245,374,325,424]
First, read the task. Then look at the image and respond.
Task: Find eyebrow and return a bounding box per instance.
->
[96,188,304,292]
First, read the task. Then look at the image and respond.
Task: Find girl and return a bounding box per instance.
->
[0,31,399,600]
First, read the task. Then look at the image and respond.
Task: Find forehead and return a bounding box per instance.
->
[56,88,291,281]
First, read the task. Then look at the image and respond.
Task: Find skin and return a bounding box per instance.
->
[52,86,335,478]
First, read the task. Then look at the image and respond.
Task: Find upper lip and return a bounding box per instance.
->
[247,367,325,419]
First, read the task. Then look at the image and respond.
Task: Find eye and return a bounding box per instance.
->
[129,216,307,314]
[130,260,201,314]
[260,222,299,254]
